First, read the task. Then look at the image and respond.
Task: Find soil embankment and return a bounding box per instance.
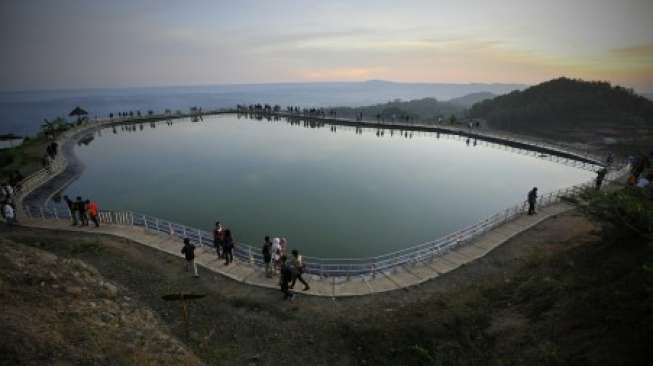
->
[2,209,651,365]
[0,235,203,365]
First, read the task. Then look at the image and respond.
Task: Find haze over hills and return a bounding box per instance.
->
[0,81,525,135]
[448,92,497,108]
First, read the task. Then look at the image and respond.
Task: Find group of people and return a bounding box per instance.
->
[261,235,310,300]
[63,195,100,227]
[180,221,311,300]
[2,182,17,225]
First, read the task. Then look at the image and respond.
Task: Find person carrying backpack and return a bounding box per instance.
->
[262,236,272,278]
[181,238,199,278]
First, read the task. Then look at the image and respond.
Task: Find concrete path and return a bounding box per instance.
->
[13,113,619,297]
[19,202,572,297]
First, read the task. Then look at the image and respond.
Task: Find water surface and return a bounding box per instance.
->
[63,114,593,257]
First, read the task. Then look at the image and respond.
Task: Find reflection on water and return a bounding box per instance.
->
[66,114,594,257]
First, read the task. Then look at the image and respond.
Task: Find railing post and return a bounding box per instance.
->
[198,229,202,246]
[143,215,147,230]
[53,206,58,220]
[183,225,187,238]
[130,212,134,226]
[156,218,160,232]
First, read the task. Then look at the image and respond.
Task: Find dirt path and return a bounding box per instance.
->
[0,209,601,365]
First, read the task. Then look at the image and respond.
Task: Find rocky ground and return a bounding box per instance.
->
[1,210,651,365]
[0,236,203,366]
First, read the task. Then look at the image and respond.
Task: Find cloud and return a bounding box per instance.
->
[609,43,653,59]
[299,67,389,80]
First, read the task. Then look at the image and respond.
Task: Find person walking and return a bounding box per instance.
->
[76,196,88,226]
[3,201,16,226]
[527,187,538,215]
[86,200,100,227]
[279,255,294,301]
[289,249,310,291]
[223,229,234,265]
[271,238,282,273]
[63,195,78,225]
[213,221,224,258]
[181,238,199,278]
[262,236,273,277]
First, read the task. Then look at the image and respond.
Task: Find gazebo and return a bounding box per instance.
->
[69,106,88,123]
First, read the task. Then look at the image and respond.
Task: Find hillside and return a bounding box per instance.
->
[330,97,465,122]
[0,236,202,365]
[469,77,653,149]
[448,92,497,108]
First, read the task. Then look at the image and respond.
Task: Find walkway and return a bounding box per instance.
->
[13,111,622,297]
[20,202,571,297]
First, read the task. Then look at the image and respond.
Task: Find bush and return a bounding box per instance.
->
[578,187,653,240]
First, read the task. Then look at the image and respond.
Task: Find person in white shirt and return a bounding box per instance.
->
[3,203,16,226]
[636,176,650,188]
[271,238,282,273]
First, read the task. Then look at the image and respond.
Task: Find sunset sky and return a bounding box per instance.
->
[1,0,652,92]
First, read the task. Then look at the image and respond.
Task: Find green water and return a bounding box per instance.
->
[64,114,594,257]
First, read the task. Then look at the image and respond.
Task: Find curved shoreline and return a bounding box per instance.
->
[16,112,618,296]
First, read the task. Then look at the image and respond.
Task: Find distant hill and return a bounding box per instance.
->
[330,97,464,122]
[448,92,497,108]
[469,77,653,142]
[642,93,653,101]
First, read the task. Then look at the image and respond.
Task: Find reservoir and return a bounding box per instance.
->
[62,114,594,258]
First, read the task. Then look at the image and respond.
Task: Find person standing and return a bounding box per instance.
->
[595,168,608,190]
[262,236,273,278]
[271,238,282,273]
[289,249,310,291]
[76,196,88,226]
[223,229,234,265]
[2,183,14,202]
[527,187,538,215]
[213,221,224,258]
[279,255,294,301]
[3,202,16,226]
[64,195,78,225]
[86,200,100,227]
[181,238,199,278]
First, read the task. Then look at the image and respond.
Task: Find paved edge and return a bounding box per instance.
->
[11,115,589,297]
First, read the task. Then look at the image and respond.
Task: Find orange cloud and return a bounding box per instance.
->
[300,67,388,81]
